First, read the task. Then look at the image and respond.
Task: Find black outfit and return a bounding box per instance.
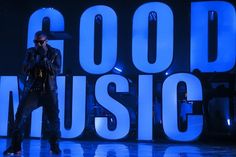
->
[4,44,62,155]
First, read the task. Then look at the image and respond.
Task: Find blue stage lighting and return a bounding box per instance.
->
[114,67,122,73]
[227,119,231,126]
[209,11,215,21]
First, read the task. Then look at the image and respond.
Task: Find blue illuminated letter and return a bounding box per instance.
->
[138,75,153,140]
[162,73,203,141]
[191,1,236,72]
[0,76,19,136]
[132,2,173,73]
[31,76,86,138]
[95,74,130,139]
[80,6,117,74]
[27,8,65,72]
[28,8,65,136]
[30,107,43,137]
[58,76,86,138]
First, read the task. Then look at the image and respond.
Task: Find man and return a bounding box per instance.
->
[4,31,62,155]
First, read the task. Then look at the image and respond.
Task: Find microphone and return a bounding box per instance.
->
[36,46,47,57]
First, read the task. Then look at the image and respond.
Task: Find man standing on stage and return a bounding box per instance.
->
[4,31,62,155]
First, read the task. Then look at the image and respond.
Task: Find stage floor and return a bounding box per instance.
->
[0,138,236,156]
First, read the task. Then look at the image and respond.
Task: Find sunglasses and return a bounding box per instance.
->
[33,40,46,45]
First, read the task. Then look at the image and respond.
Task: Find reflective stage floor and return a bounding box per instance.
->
[0,138,236,157]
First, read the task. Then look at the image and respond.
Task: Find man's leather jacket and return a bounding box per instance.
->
[22,44,61,92]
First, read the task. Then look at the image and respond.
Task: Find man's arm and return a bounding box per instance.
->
[40,49,61,75]
[22,49,36,75]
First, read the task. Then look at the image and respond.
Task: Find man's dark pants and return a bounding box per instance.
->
[11,90,61,148]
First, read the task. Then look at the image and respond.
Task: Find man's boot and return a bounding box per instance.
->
[3,145,21,155]
[3,134,22,155]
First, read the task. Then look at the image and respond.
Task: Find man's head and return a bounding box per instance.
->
[34,31,48,49]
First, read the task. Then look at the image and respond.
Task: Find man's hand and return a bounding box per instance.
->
[37,46,47,57]
[35,46,48,68]
[38,57,50,69]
